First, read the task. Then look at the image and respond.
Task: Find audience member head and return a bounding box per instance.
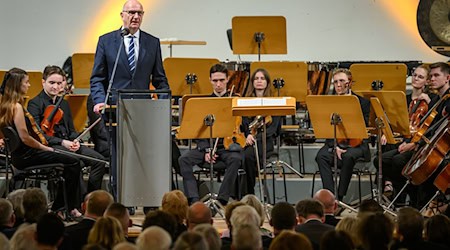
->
[161,190,189,225]
[6,188,26,226]
[173,231,208,250]
[357,199,383,218]
[313,189,337,214]
[112,242,137,250]
[320,230,354,250]
[186,202,212,230]
[86,190,114,219]
[268,230,312,250]
[88,216,126,249]
[22,188,47,223]
[270,202,296,235]
[224,201,245,230]
[240,194,265,227]
[104,203,131,236]
[193,224,221,250]
[295,199,324,224]
[230,205,261,231]
[0,198,15,227]
[231,224,262,250]
[335,216,360,247]
[424,214,450,247]
[10,223,38,250]
[396,207,424,242]
[142,210,177,240]
[136,226,171,250]
[357,213,393,250]
[36,213,65,248]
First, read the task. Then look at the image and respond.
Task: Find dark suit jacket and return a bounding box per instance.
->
[90,28,169,105]
[27,90,79,146]
[295,220,335,250]
[59,218,96,250]
[324,214,340,227]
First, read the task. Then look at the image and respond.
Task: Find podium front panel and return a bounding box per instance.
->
[117,95,171,207]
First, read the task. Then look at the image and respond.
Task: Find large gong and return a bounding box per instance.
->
[417,0,450,57]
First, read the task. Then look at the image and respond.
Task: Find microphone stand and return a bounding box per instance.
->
[102,28,129,199]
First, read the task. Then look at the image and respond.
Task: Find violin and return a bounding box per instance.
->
[41,84,72,136]
[24,108,48,145]
[248,115,272,136]
[409,99,428,133]
[223,86,246,151]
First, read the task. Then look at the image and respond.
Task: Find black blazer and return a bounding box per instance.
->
[59,218,96,250]
[27,90,78,146]
[295,220,335,250]
[90,28,169,105]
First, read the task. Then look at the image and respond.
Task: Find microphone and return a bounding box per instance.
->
[121,28,130,37]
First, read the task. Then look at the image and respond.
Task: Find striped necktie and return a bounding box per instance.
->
[128,36,136,73]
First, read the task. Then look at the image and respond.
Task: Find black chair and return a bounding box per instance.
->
[1,127,69,214]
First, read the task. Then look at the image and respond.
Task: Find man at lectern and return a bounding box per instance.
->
[315,68,370,201]
[179,64,242,206]
[90,0,169,198]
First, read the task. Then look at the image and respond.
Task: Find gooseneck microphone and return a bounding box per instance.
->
[102,27,129,115]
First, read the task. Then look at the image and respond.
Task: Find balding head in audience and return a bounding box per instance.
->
[313,189,337,214]
[187,202,212,230]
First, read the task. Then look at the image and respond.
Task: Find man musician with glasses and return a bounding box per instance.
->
[90,0,169,199]
[315,68,371,201]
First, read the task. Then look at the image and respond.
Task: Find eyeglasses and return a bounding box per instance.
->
[123,10,144,16]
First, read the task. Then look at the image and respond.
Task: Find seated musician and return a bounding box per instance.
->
[374,65,438,200]
[380,62,450,208]
[27,66,106,196]
[241,68,281,195]
[315,68,370,201]
[178,64,242,206]
[0,68,82,214]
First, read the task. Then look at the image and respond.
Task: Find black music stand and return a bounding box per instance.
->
[177,97,235,216]
[306,95,368,203]
[231,16,287,61]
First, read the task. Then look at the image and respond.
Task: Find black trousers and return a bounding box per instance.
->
[315,145,364,198]
[53,145,106,194]
[179,148,242,202]
[242,145,261,196]
[13,149,82,210]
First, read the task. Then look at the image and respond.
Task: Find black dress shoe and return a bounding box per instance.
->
[127,207,135,216]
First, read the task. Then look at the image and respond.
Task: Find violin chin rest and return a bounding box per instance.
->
[228,143,242,152]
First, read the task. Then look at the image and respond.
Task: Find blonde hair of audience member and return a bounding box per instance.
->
[161,190,189,225]
[10,223,38,250]
[230,205,261,230]
[357,213,393,250]
[0,198,15,227]
[240,194,265,227]
[6,189,26,224]
[112,242,137,250]
[173,231,208,250]
[186,202,213,231]
[335,216,360,247]
[193,224,221,250]
[224,201,245,230]
[0,233,10,250]
[268,230,312,250]
[88,216,126,249]
[136,226,171,250]
[232,224,262,250]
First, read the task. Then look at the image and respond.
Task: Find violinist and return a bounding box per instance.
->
[373,65,438,202]
[315,68,370,201]
[27,66,106,196]
[0,67,82,215]
[179,64,242,206]
[241,68,281,195]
